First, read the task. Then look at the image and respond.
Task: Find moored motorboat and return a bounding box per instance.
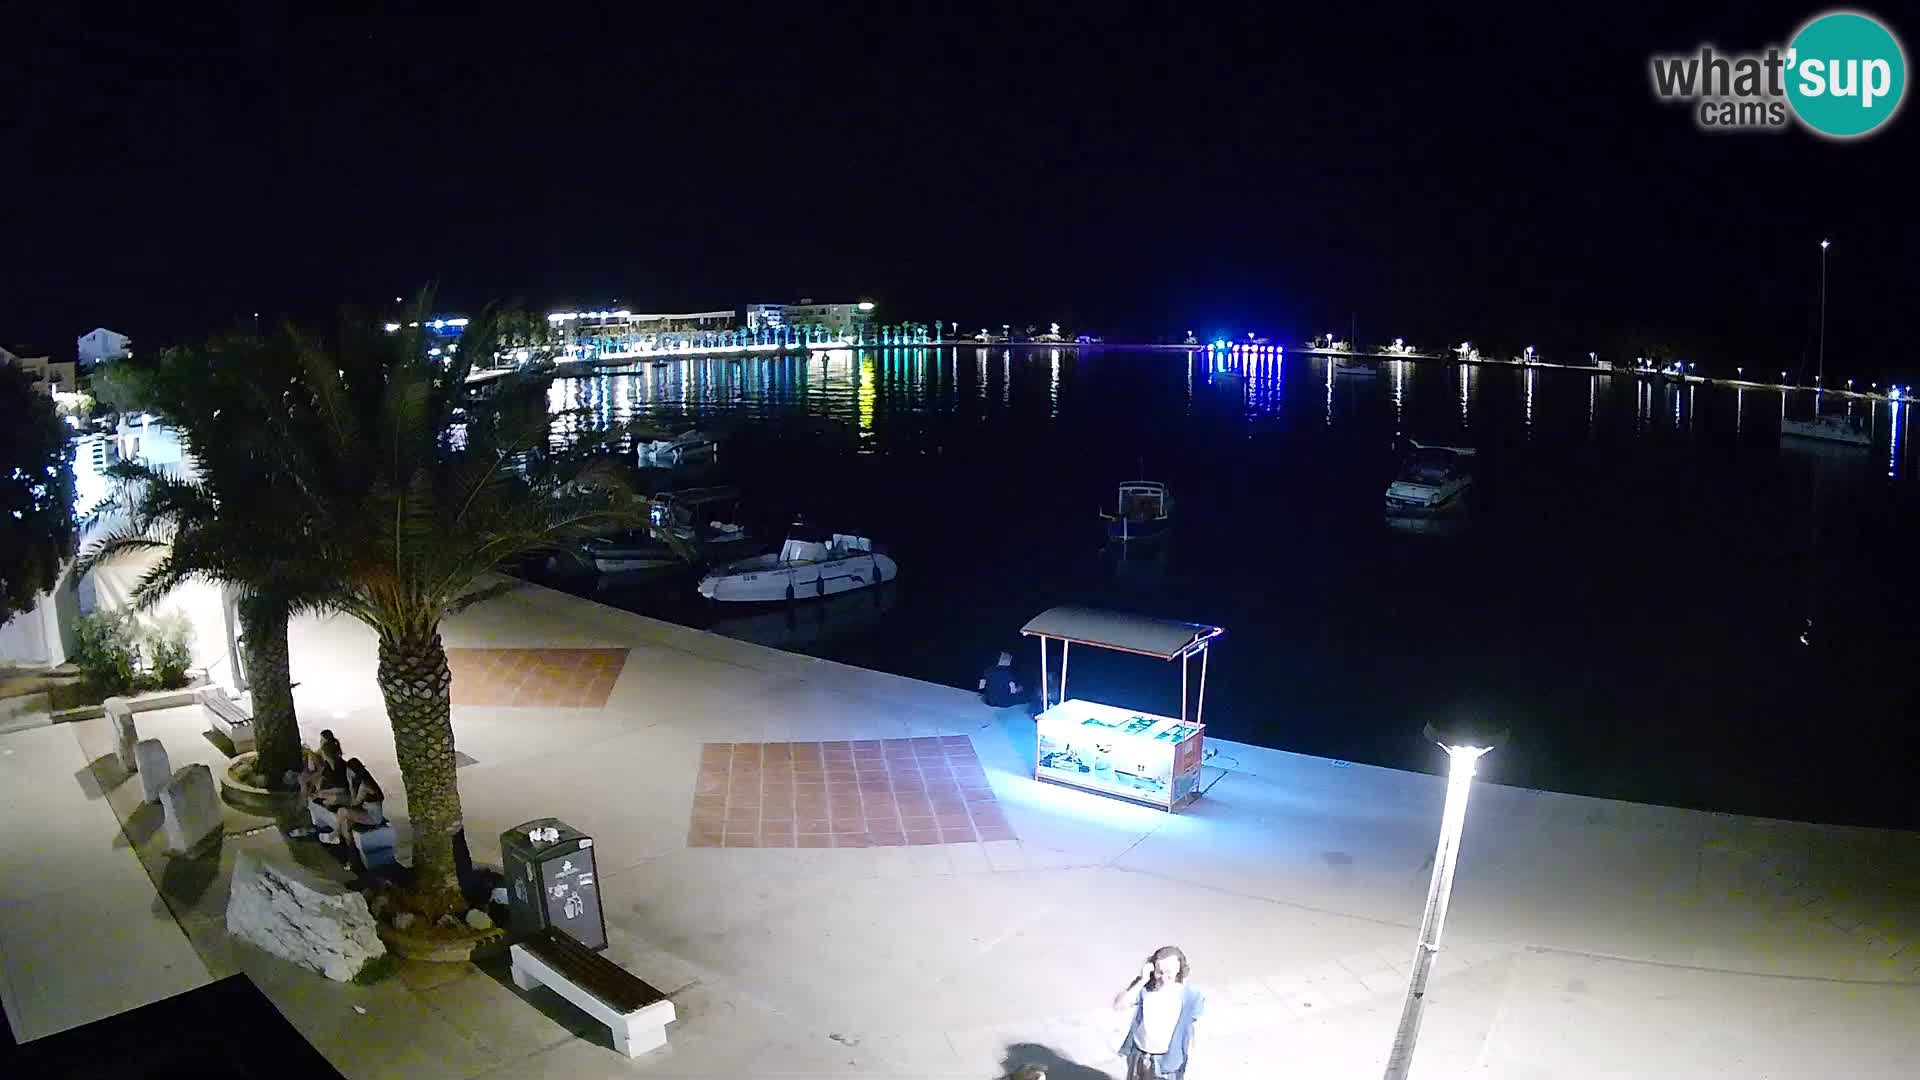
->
[582,487,753,573]
[1101,481,1173,542]
[638,429,719,466]
[697,528,897,602]
[1385,442,1474,515]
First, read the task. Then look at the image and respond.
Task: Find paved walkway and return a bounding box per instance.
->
[4,576,1919,1077]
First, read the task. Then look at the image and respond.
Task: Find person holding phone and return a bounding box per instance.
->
[1111,945,1205,1079]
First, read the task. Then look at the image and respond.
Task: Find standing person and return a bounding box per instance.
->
[977,651,1026,707]
[1112,945,1206,1080]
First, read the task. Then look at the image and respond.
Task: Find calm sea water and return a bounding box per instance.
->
[530,348,1920,829]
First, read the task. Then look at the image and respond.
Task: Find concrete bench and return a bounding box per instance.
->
[197,687,255,753]
[510,930,674,1058]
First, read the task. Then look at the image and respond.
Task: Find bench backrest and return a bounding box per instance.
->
[523,929,665,1014]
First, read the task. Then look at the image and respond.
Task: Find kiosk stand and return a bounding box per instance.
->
[1020,606,1224,812]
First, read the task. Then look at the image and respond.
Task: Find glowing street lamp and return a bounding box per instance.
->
[1382,715,1508,1080]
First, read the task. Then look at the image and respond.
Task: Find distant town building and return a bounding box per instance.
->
[743,299,875,338]
[547,308,738,360]
[76,327,133,366]
[0,343,78,397]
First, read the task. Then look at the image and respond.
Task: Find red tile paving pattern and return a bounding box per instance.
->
[689,737,1016,848]
[444,648,628,707]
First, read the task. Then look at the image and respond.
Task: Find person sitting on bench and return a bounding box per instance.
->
[319,758,386,846]
[290,733,349,839]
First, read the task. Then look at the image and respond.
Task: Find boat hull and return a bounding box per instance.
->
[698,551,899,602]
[1780,419,1870,448]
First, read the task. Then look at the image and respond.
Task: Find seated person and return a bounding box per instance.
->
[977,651,1025,707]
[290,734,350,839]
[319,758,386,846]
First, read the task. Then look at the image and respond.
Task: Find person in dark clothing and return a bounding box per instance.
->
[978,651,1026,707]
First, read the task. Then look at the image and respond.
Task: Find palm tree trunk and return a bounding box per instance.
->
[376,627,467,919]
[236,595,302,787]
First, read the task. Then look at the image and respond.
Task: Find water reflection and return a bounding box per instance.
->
[1524,366,1536,438]
[534,349,1919,489]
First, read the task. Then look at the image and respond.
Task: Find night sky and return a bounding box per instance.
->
[4,4,1914,377]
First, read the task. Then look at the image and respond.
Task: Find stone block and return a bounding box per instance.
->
[225,850,387,982]
[104,696,138,772]
[159,763,222,854]
[133,738,172,803]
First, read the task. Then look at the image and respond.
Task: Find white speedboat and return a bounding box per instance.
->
[697,529,897,602]
[1385,442,1474,514]
[638,429,718,466]
[1780,414,1870,449]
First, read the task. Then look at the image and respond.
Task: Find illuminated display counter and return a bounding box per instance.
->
[1035,698,1204,810]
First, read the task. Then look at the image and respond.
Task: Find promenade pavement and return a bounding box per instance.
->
[4,576,1918,1077]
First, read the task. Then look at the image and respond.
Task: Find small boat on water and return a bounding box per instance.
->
[1781,413,1871,449]
[1101,481,1174,542]
[581,487,753,573]
[1335,356,1379,378]
[638,429,718,466]
[1385,442,1474,515]
[697,528,897,602]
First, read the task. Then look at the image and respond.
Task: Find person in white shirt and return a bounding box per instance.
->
[1112,945,1206,1079]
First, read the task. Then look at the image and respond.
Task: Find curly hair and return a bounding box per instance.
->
[1146,944,1190,989]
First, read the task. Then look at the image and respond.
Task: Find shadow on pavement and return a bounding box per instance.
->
[999,1041,1116,1080]
[2,973,344,1079]
[74,753,128,800]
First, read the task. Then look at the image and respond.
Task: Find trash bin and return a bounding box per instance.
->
[500,818,608,951]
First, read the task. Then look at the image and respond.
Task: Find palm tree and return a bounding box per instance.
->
[77,333,334,787]
[271,300,652,918]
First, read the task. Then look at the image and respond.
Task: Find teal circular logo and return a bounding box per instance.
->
[1787,11,1907,138]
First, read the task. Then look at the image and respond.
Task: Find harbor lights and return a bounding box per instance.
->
[1382,713,1508,1080]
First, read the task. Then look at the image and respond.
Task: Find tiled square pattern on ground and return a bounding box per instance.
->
[444,647,628,707]
[689,737,1016,848]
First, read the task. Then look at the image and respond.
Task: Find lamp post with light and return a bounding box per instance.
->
[1818,239,1830,386]
[1382,716,1508,1080]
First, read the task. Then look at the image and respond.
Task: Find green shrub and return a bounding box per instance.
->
[145,613,195,689]
[350,952,398,985]
[73,610,141,695]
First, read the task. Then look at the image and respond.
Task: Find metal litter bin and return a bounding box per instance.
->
[500,818,607,951]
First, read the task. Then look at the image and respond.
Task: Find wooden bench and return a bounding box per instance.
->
[510,930,674,1058]
[197,687,255,753]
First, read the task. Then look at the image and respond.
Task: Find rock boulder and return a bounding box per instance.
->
[225,850,388,982]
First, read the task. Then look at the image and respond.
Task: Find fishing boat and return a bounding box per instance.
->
[1101,481,1173,542]
[697,527,897,602]
[1385,442,1474,515]
[1780,413,1871,449]
[580,487,752,573]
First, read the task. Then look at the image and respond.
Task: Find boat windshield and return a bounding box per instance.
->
[1402,456,1458,483]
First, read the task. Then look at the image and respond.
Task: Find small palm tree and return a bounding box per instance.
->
[273,298,652,917]
[77,333,335,786]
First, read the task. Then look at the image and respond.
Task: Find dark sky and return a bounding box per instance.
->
[4,3,1914,378]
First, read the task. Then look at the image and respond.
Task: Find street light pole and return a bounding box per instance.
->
[1818,239,1830,384]
[1383,719,1506,1080]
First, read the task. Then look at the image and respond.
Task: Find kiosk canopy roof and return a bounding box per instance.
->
[1020,606,1223,660]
